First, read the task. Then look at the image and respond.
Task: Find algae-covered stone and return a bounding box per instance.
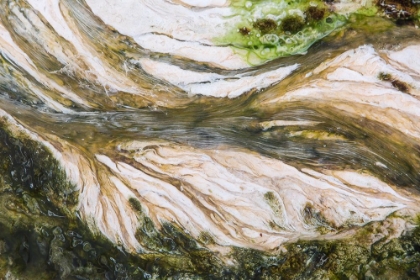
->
[220,0,420,64]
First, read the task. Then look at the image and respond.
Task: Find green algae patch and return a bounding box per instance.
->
[264,191,283,218]
[348,14,395,33]
[281,15,306,33]
[128,197,143,213]
[253,18,278,34]
[217,0,419,65]
[378,71,411,93]
[217,0,347,65]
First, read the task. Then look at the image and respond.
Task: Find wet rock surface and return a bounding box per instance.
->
[0,0,420,279]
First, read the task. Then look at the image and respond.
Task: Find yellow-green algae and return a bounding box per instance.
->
[218,0,420,64]
[218,0,346,64]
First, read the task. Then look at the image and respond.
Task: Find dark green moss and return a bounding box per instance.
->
[135,217,166,252]
[378,72,410,93]
[161,223,199,251]
[281,16,306,33]
[378,72,392,81]
[264,191,276,202]
[392,79,410,93]
[128,197,142,213]
[305,6,326,22]
[198,231,215,245]
[238,26,251,36]
[253,18,277,34]
[264,192,284,224]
